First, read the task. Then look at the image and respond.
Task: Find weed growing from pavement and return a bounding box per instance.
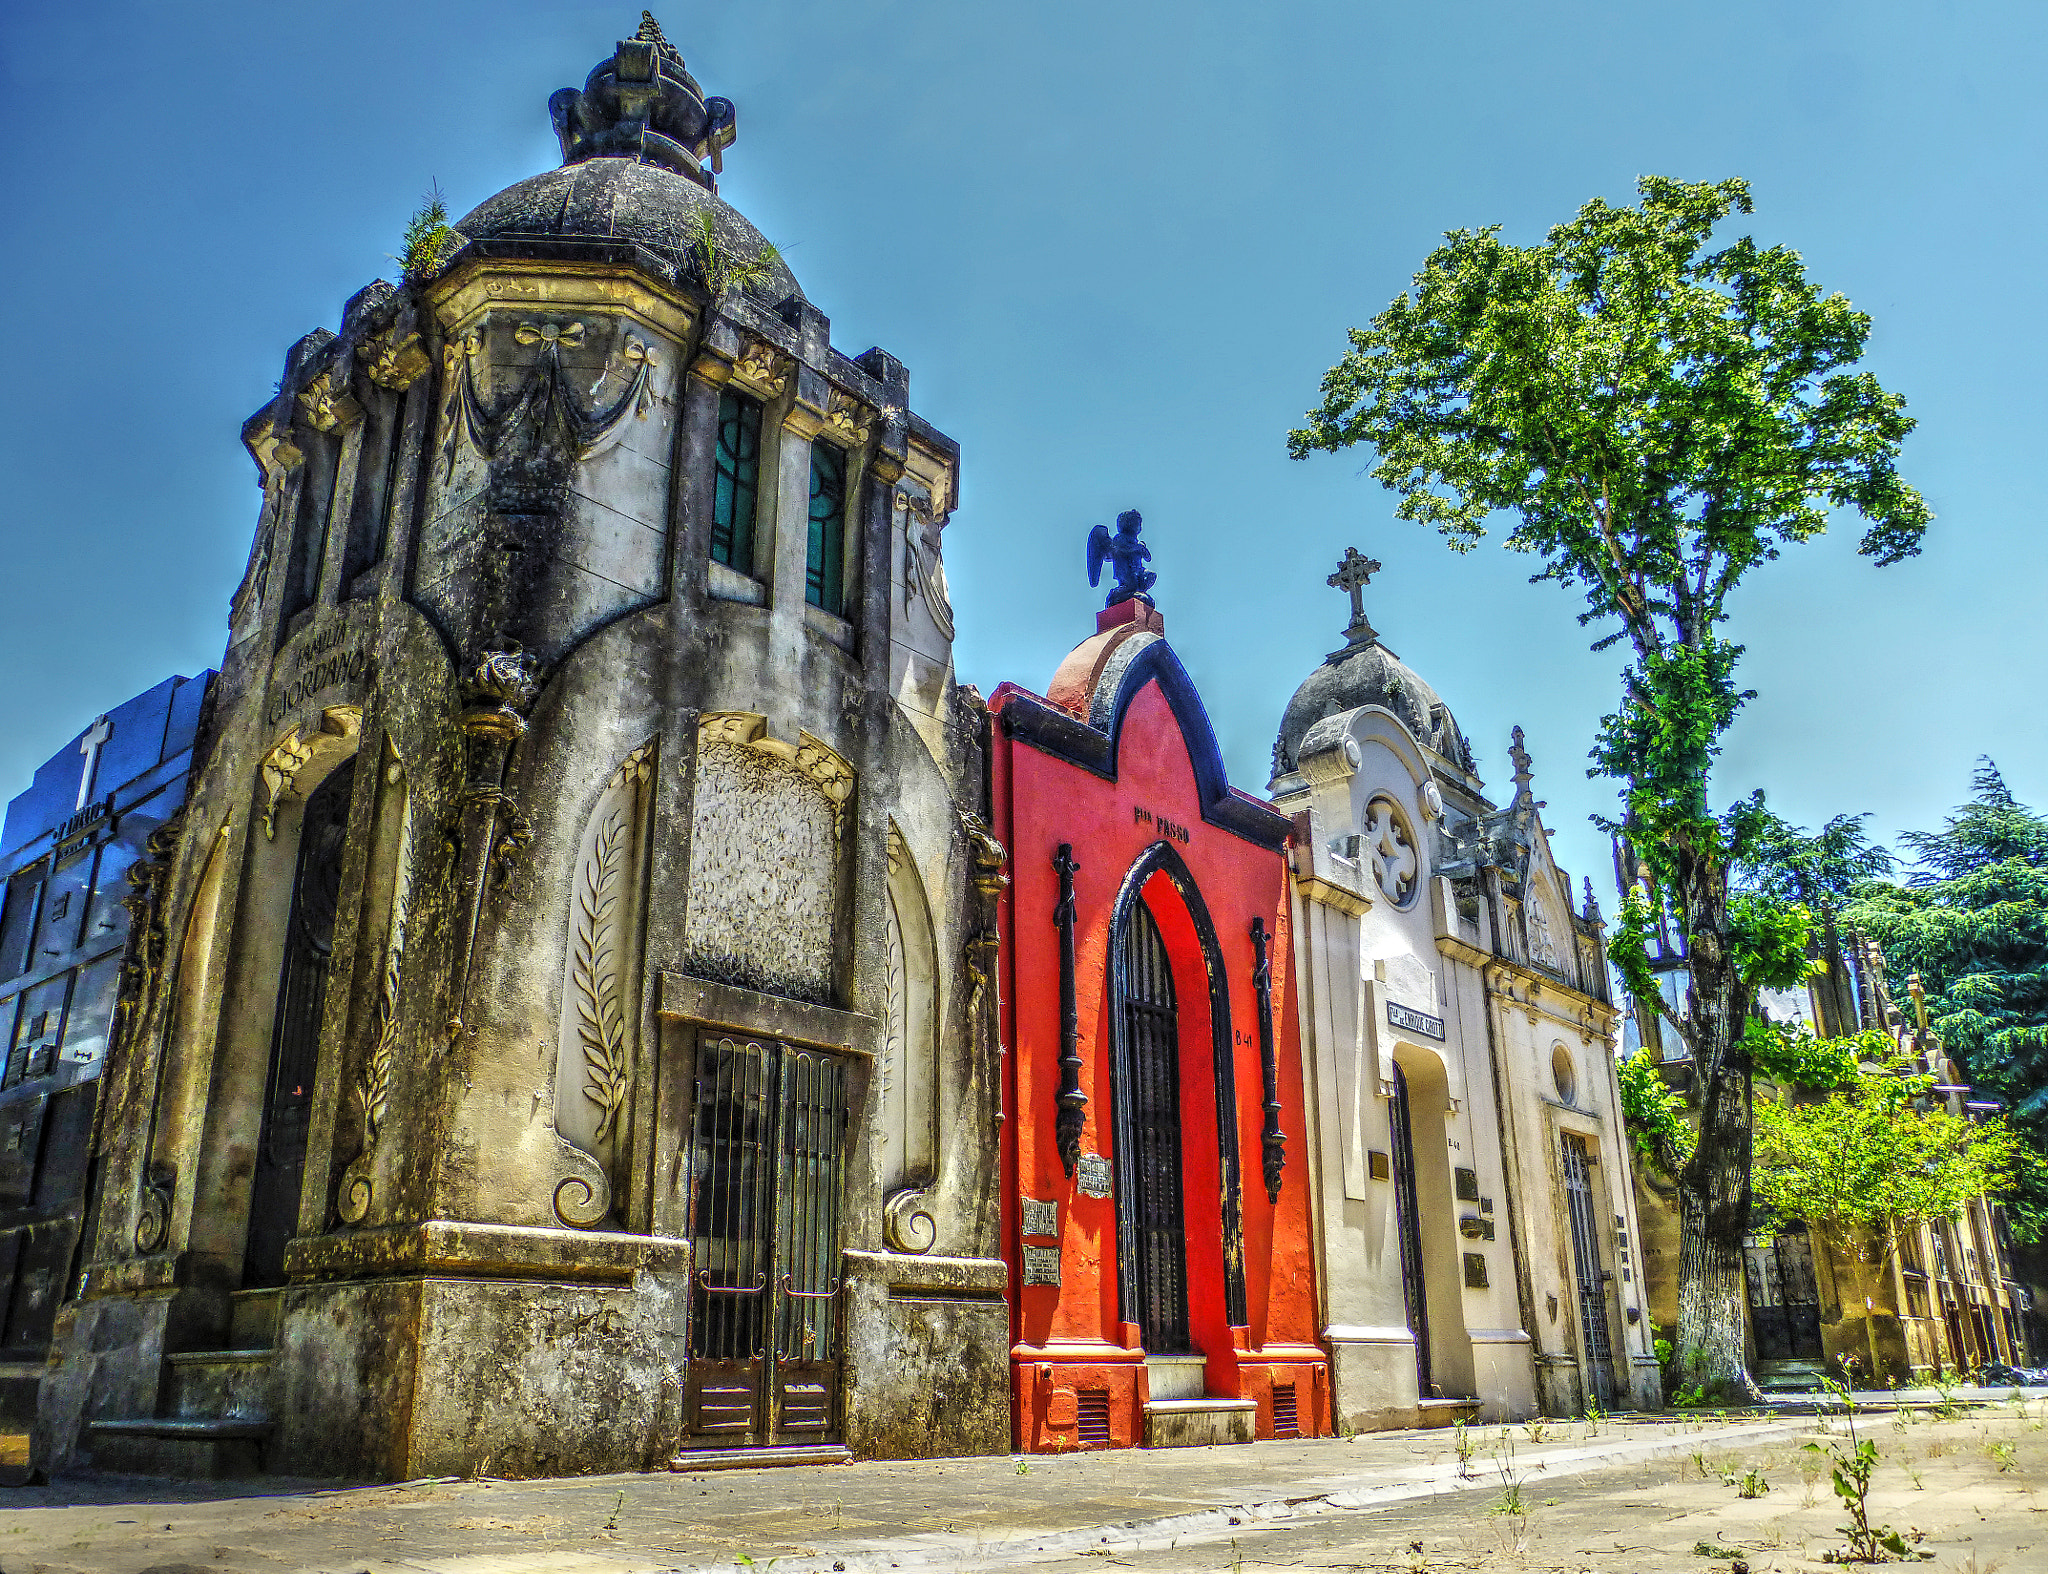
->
[1724,1464,1770,1499]
[1453,1420,1475,1480]
[1988,1440,2019,1474]
[1806,1375,1929,1563]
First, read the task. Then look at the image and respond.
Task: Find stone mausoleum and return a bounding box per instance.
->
[1272,553,1663,1428]
[38,15,1009,1478]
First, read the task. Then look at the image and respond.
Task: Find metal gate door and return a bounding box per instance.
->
[1744,1226,1823,1362]
[684,1035,849,1449]
[1561,1133,1616,1409]
[1389,1063,1432,1398]
[246,756,354,1289]
[1113,900,1191,1353]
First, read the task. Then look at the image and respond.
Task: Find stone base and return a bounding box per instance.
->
[839,1250,1009,1460]
[1143,1398,1256,1448]
[87,1418,269,1478]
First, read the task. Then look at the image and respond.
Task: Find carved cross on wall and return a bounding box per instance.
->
[76,715,112,811]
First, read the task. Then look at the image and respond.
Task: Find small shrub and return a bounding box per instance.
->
[396,183,457,283]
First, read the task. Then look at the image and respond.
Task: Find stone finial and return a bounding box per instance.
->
[1582,875,1603,924]
[548,13,737,187]
[1327,546,1382,652]
[1508,725,1535,804]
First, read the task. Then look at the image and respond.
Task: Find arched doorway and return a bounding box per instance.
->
[1389,1063,1431,1397]
[1113,898,1190,1353]
[244,756,354,1288]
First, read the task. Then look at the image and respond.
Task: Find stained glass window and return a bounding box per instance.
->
[712,390,762,572]
[806,441,847,615]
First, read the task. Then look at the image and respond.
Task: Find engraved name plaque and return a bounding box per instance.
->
[1021,1197,1059,1239]
[1075,1153,1113,1198]
[1022,1244,1063,1286]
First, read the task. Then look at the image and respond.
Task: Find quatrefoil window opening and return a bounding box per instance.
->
[1362,795,1420,908]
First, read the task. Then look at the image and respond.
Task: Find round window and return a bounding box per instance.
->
[1552,1045,1577,1105]
[1361,795,1420,908]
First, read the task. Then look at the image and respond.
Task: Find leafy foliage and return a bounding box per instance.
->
[1848,761,2048,1239]
[1752,1065,2019,1245]
[686,208,783,300]
[1618,1045,1696,1174]
[1746,1020,1879,1091]
[1738,806,1896,911]
[397,183,458,284]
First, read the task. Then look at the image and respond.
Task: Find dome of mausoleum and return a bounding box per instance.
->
[1272,548,1472,778]
[453,11,802,305]
[456,159,802,304]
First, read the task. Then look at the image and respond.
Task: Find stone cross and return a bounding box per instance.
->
[75,715,112,810]
[1327,547,1382,648]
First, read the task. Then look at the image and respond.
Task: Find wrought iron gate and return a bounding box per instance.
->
[246,756,354,1289]
[1113,900,1191,1353]
[1389,1063,1432,1398]
[683,1035,849,1449]
[1743,1225,1823,1363]
[1561,1133,1616,1409]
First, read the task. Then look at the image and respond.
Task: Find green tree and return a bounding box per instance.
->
[1290,175,1929,1399]
[1847,762,2048,1239]
[1736,808,1895,1036]
[1752,1066,2019,1262]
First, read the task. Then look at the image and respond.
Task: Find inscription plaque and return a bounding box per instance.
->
[1463,1251,1489,1289]
[1021,1197,1058,1239]
[1022,1244,1062,1286]
[1075,1153,1112,1198]
[1386,999,1446,1041]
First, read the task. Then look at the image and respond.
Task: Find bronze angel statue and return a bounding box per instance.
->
[1086,509,1156,607]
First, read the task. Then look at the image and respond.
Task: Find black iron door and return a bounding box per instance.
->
[684,1035,849,1448]
[245,757,354,1289]
[1389,1063,1432,1397]
[1743,1226,1823,1363]
[1561,1133,1616,1408]
[1113,900,1191,1353]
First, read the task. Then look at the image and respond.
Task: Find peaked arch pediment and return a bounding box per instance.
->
[996,639,1288,851]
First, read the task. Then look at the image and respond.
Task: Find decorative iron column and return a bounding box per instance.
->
[1252,916,1286,1203]
[1053,843,1086,1176]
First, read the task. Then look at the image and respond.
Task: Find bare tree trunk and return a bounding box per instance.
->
[1672,844,1764,1402]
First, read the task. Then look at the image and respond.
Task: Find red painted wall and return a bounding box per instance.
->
[992,673,1328,1451]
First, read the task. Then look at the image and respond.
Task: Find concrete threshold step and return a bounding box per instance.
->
[1143,1396,1256,1448]
[669,1444,851,1472]
[164,1348,275,1364]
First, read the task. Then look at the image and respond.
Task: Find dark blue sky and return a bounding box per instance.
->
[3,1,2041,894]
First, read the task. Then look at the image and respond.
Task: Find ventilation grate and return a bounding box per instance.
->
[1076,1388,1111,1448]
[1272,1383,1299,1438]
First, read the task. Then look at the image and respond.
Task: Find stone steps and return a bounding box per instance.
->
[86,1417,270,1479]
[162,1348,276,1422]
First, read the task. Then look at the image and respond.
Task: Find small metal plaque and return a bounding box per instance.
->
[1386,1000,1446,1041]
[1076,1153,1112,1198]
[1022,1244,1063,1286]
[1021,1197,1058,1239]
[1463,1251,1489,1289]
[1368,1150,1391,1181]
[1454,1166,1480,1202]
[1480,1196,1494,1214]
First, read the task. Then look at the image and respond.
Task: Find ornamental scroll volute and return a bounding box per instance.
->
[553,740,656,1227]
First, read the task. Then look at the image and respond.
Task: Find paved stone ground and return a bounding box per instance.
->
[1,1396,2043,1573]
